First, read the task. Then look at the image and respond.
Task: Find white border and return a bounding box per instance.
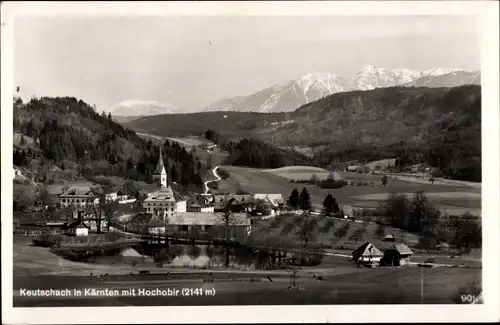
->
[2,1,499,324]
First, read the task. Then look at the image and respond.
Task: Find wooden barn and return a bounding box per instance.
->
[352,242,384,266]
[381,243,414,266]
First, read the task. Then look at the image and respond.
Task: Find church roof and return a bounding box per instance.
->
[153,147,165,174]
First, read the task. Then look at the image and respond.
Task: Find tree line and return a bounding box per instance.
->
[381,191,481,251]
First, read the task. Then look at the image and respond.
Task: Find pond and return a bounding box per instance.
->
[53,243,324,270]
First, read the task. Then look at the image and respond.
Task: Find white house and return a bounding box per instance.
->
[105,192,118,202]
[65,220,90,236]
[13,167,22,179]
[176,200,187,213]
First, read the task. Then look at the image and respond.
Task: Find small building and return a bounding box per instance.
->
[186,194,214,212]
[59,187,99,208]
[383,234,396,242]
[64,220,90,236]
[105,192,118,202]
[352,242,384,266]
[381,243,414,266]
[436,242,451,252]
[13,167,23,179]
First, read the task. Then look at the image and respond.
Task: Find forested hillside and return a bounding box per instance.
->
[12,96,204,189]
[124,85,481,182]
[204,130,312,168]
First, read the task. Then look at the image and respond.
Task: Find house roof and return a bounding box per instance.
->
[144,187,176,202]
[213,194,254,203]
[66,220,90,229]
[387,243,414,255]
[187,194,213,208]
[60,187,97,198]
[253,194,284,206]
[384,234,396,240]
[352,242,384,260]
[167,212,250,226]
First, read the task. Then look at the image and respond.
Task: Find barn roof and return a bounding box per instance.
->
[352,242,384,260]
[388,243,414,255]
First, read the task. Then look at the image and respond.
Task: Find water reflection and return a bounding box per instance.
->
[54,243,323,269]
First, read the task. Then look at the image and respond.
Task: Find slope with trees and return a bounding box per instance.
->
[12,96,204,190]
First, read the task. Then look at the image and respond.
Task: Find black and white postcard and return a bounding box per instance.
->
[2,1,499,323]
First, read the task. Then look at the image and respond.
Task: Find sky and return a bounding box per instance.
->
[14,15,480,112]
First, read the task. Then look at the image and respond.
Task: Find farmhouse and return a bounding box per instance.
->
[253,194,284,212]
[381,243,414,266]
[186,194,214,212]
[352,242,384,266]
[213,194,253,213]
[59,187,99,208]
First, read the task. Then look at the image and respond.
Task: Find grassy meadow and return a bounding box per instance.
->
[217,166,481,216]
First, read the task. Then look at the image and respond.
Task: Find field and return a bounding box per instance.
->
[263,166,339,181]
[13,235,481,306]
[13,266,481,306]
[217,166,481,216]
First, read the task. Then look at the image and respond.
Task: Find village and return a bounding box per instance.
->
[35,148,284,243]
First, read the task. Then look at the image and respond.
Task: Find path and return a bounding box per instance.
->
[204,165,221,194]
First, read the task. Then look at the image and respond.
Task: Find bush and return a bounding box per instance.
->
[319,179,348,189]
[207,181,218,190]
[217,168,230,180]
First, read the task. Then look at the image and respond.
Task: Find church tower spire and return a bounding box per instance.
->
[153,146,167,187]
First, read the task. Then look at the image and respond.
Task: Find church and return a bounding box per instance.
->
[143,147,186,232]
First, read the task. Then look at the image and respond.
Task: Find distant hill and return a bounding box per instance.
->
[125,85,481,182]
[106,99,179,117]
[113,115,142,124]
[12,96,204,190]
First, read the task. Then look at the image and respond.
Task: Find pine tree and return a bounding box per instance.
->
[287,189,300,210]
[322,194,334,215]
[299,188,312,212]
[332,196,340,213]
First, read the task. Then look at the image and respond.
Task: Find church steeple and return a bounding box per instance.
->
[153,146,167,187]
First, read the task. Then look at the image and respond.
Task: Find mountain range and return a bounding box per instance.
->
[107,66,480,116]
[203,66,480,113]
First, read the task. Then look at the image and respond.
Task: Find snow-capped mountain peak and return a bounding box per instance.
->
[106,99,178,117]
[352,65,423,90]
[293,72,350,100]
[421,68,463,77]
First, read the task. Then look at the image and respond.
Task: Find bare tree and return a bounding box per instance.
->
[101,201,120,232]
[296,212,318,248]
[90,189,106,233]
